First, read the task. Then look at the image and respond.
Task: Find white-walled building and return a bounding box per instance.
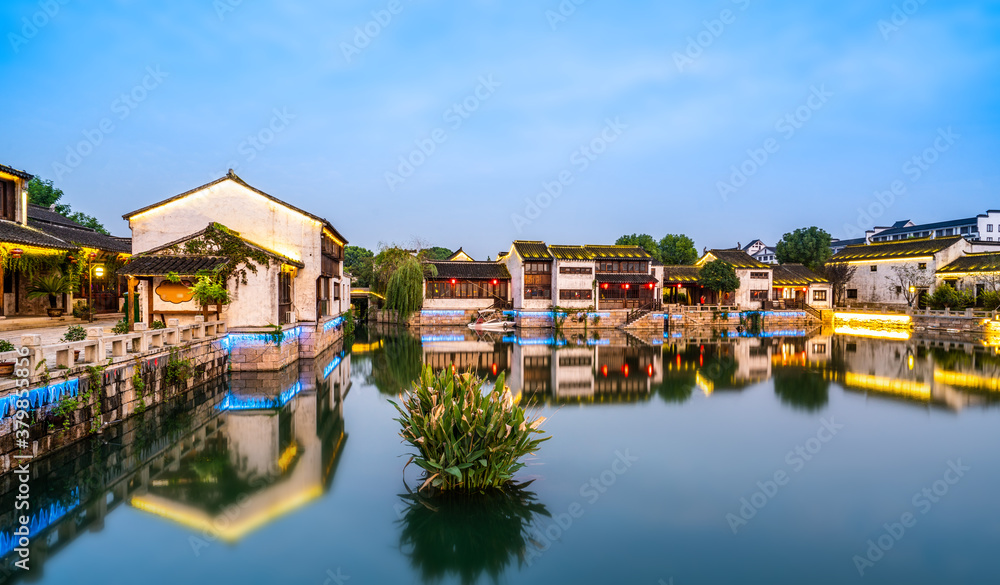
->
[771,264,832,309]
[830,236,968,306]
[122,171,350,329]
[694,249,773,309]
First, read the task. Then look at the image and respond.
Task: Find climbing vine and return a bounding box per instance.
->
[180,222,272,286]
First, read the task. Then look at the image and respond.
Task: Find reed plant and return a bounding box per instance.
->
[392,366,548,492]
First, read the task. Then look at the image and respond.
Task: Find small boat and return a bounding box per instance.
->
[468,309,515,332]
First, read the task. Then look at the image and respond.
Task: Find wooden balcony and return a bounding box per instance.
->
[322,254,341,277]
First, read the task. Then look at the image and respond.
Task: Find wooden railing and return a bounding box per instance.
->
[1,317,227,383]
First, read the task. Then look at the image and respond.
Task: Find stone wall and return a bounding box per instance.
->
[229,321,345,371]
[0,337,228,473]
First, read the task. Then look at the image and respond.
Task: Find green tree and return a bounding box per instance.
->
[698,260,739,302]
[423,247,454,261]
[615,234,660,261]
[659,234,698,265]
[927,284,974,310]
[26,177,109,235]
[386,256,437,320]
[344,245,375,288]
[775,227,832,271]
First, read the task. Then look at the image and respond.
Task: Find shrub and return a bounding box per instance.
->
[61,325,87,342]
[392,366,548,492]
[72,303,95,320]
[928,284,974,310]
[164,348,194,386]
[978,290,1000,310]
[0,340,15,353]
[111,319,130,335]
[151,320,166,329]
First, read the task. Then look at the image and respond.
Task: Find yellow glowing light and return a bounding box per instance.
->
[843,372,930,400]
[695,371,714,396]
[839,256,935,265]
[130,485,323,542]
[323,228,344,247]
[277,441,298,472]
[933,369,1000,392]
[908,354,914,370]
[351,340,384,353]
[834,325,911,340]
[94,266,105,277]
[833,312,911,324]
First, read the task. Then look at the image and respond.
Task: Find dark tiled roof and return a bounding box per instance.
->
[585,245,652,260]
[701,249,769,269]
[0,164,33,180]
[28,220,131,254]
[771,264,828,286]
[119,255,229,276]
[890,220,912,228]
[446,248,473,261]
[426,261,511,280]
[596,273,657,284]
[874,217,977,237]
[661,266,701,283]
[831,237,867,248]
[27,204,81,228]
[831,236,964,262]
[144,224,305,268]
[512,241,552,260]
[936,253,1000,275]
[549,245,594,260]
[0,220,77,250]
[122,170,348,245]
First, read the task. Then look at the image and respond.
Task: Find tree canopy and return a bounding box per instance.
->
[615,234,660,260]
[26,177,109,235]
[659,234,698,265]
[345,245,375,288]
[698,259,739,295]
[775,227,832,270]
[423,247,454,261]
[385,256,426,319]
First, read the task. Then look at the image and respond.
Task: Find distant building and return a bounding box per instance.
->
[694,249,773,308]
[741,239,778,264]
[935,252,1000,301]
[832,210,1000,252]
[770,264,832,309]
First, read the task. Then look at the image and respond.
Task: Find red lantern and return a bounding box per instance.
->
[491,279,498,285]
[647,364,654,377]
[623,284,630,290]
[622,364,629,377]
[601,365,608,377]
[450,279,457,284]
[602,283,609,289]
[491,363,498,376]
[10,248,23,258]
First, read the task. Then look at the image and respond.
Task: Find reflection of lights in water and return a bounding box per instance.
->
[130,485,323,542]
[834,312,911,324]
[834,325,911,340]
[0,489,80,557]
[323,353,344,379]
[843,372,930,400]
[351,340,383,353]
[933,369,1000,392]
[420,334,466,343]
[277,442,299,472]
[695,371,714,396]
[219,381,303,411]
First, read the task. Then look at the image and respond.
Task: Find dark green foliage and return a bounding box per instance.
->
[344,245,375,288]
[698,260,740,296]
[112,319,130,334]
[775,226,832,271]
[61,325,87,342]
[927,284,974,310]
[397,485,550,585]
[180,222,271,286]
[151,320,166,329]
[386,256,426,320]
[615,234,660,261]
[189,274,230,306]
[391,366,549,492]
[423,246,454,261]
[26,272,75,307]
[773,369,830,412]
[655,377,695,404]
[72,303,95,320]
[978,290,1000,310]
[367,333,423,395]
[659,234,698,265]
[0,339,14,352]
[165,348,194,386]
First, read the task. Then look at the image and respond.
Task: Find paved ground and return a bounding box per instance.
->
[1,318,122,345]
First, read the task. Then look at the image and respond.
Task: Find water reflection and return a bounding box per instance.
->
[397,486,550,585]
[355,326,1000,412]
[0,341,350,580]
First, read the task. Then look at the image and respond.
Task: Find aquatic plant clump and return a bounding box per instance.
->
[392,366,548,492]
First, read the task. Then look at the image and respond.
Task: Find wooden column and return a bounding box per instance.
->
[126,277,138,329]
[146,277,154,325]
[0,262,4,317]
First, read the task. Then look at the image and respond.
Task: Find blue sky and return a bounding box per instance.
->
[2,0,998,258]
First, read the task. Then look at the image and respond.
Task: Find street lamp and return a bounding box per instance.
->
[908,285,916,309]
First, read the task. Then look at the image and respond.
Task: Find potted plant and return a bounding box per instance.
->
[61,325,87,361]
[0,339,16,376]
[26,273,75,318]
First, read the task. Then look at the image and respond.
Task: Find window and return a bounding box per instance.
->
[750,272,769,279]
[989,224,995,233]
[559,289,592,300]
[525,262,551,274]
[846,342,857,353]
[812,343,827,354]
[896,286,902,295]
[870,265,878,272]
[750,290,768,300]
[847,289,858,299]
[918,262,927,270]
[0,179,17,222]
[525,287,551,299]
[812,290,827,301]
[559,266,592,275]
[333,279,340,301]
[559,356,592,367]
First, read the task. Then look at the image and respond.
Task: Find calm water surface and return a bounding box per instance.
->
[3,326,999,585]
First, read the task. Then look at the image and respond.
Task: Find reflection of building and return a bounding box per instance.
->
[128,344,350,541]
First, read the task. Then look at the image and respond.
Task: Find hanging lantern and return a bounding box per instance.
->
[624,284,630,289]
[88,252,97,260]
[450,279,457,284]
[10,248,23,259]
[491,279,498,285]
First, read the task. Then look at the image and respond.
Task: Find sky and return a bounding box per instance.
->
[1,0,998,259]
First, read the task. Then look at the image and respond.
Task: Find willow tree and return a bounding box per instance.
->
[385,257,437,320]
